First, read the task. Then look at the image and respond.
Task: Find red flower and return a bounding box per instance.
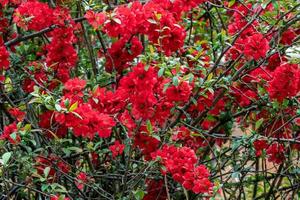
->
[35,155,56,179]
[244,33,269,60]
[104,37,143,73]
[90,152,99,166]
[268,63,300,102]
[9,108,25,122]
[56,103,116,139]
[46,35,78,70]
[266,53,287,71]
[253,139,268,156]
[76,172,88,190]
[109,140,125,158]
[85,10,106,30]
[146,14,186,56]
[0,75,4,82]
[165,81,192,103]
[280,28,296,45]
[0,45,9,70]
[134,133,160,160]
[90,87,127,114]
[0,122,20,144]
[143,179,167,200]
[120,110,136,132]
[172,126,207,151]
[64,78,86,102]
[0,0,9,7]
[103,4,142,38]
[35,155,70,180]
[266,143,285,164]
[50,195,70,200]
[152,145,213,194]
[131,92,156,120]
[13,1,55,31]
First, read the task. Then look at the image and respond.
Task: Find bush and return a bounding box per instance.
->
[0,0,299,199]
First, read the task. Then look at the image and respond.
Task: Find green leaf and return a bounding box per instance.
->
[173,76,179,86]
[64,99,70,108]
[4,77,13,93]
[68,147,83,153]
[44,167,51,178]
[2,152,12,165]
[255,118,264,130]
[133,189,145,200]
[9,132,17,141]
[45,104,54,110]
[24,124,31,132]
[41,184,49,191]
[146,120,153,134]
[208,88,214,95]
[190,97,198,105]
[152,135,161,141]
[71,111,83,119]
[207,73,213,81]
[158,68,165,77]
[228,0,236,7]
[69,102,78,112]
[272,101,279,110]
[55,104,62,111]
[147,19,157,24]
[163,83,170,93]
[112,18,121,24]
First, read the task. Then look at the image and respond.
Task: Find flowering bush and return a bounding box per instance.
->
[0,0,299,199]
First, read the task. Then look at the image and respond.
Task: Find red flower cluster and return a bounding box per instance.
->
[50,195,70,200]
[266,53,287,71]
[134,133,160,160]
[54,79,116,139]
[253,139,268,157]
[46,24,78,82]
[172,126,207,151]
[268,63,300,102]
[35,155,71,181]
[152,145,213,194]
[0,11,8,34]
[143,179,167,200]
[0,45,9,70]
[0,0,8,7]
[145,12,186,56]
[165,81,192,102]
[266,143,285,164]
[109,140,125,158]
[75,172,88,190]
[0,0,21,7]
[254,140,285,164]
[56,103,116,139]
[243,33,270,61]
[226,4,269,61]
[39,111,68,139]
[280,28,297,45]
[0,122,20,144]
[105,36,143,72]
[85,10,106,30]
[85,0,206,72]
[13,0,55,31]
[117,62,193,127]
[89,87,127,114]
[9,107,25,122]
[13,1,78,86]
[119,63,158,120]
[230,83,258,107]
[63,78,86,102]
